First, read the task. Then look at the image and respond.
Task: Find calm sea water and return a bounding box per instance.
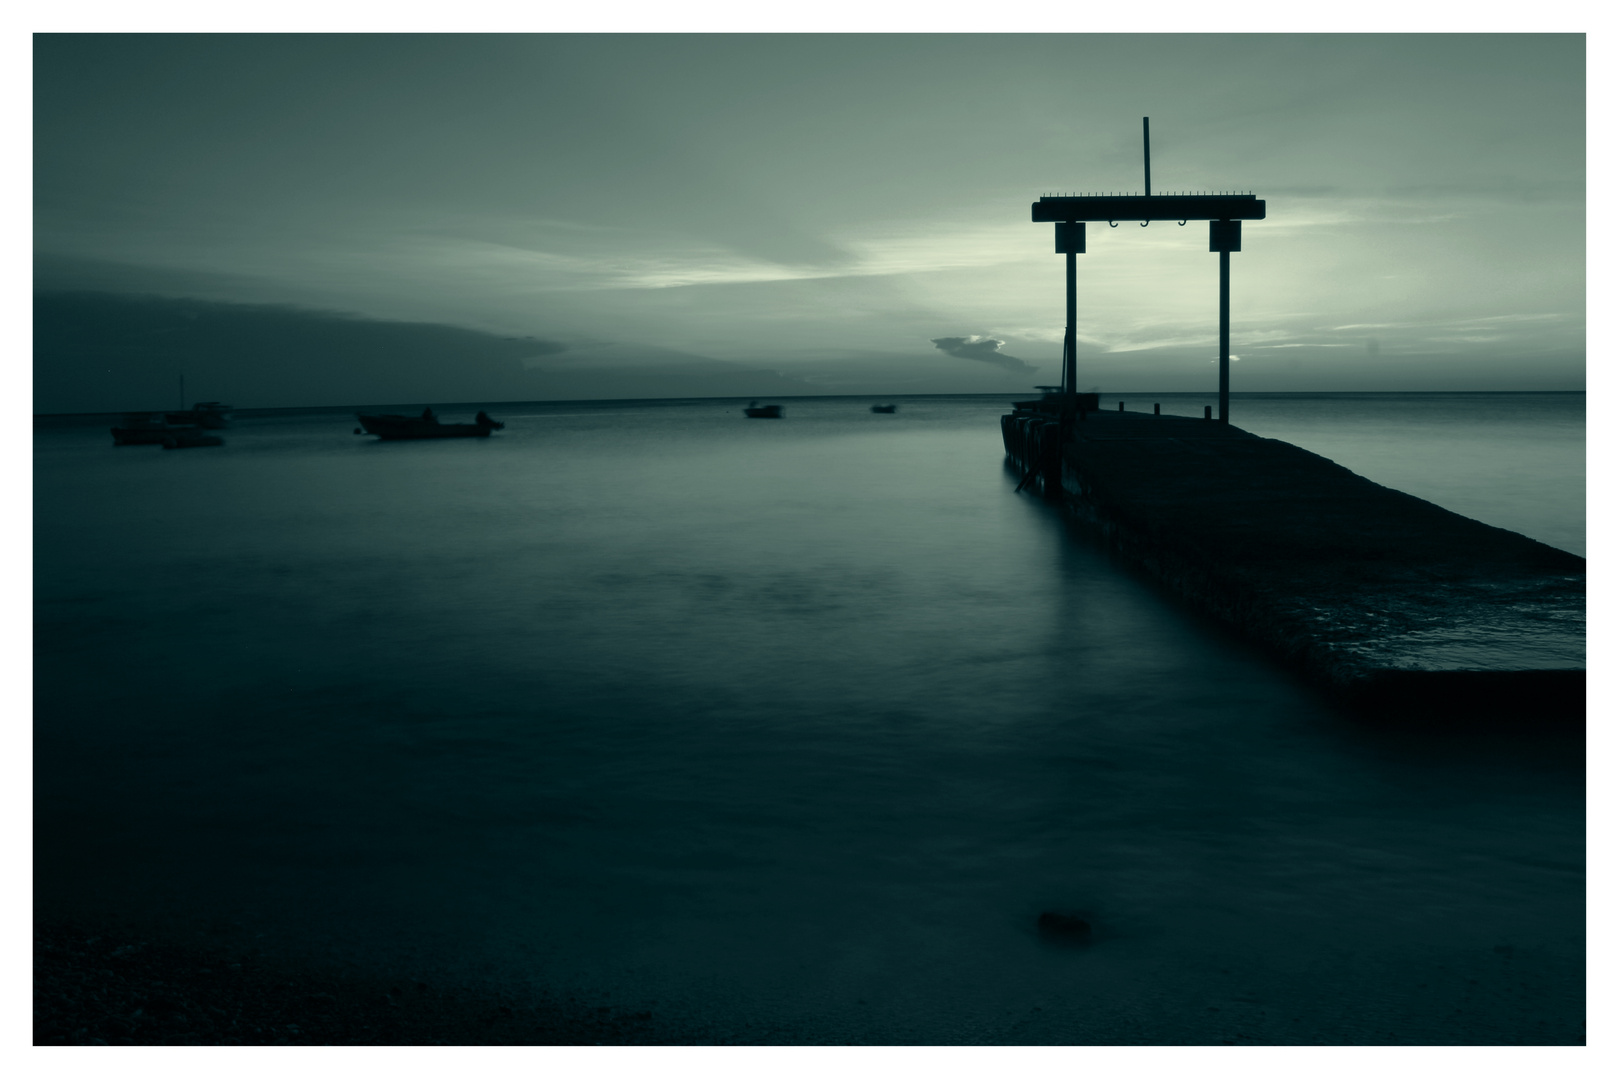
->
[33,392,1584,1044]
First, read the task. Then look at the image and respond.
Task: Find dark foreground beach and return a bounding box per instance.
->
[35,915,679,1046]
[34,897,1583,1046]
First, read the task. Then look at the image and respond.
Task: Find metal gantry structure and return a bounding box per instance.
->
[1031,117,1266,423]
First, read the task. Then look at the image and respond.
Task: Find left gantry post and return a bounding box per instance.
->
[1055,221,1085,402]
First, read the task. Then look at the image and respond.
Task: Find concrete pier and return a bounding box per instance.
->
[1002,406,1584,721]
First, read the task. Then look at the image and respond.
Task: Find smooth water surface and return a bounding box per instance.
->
[33,394,1584,1043]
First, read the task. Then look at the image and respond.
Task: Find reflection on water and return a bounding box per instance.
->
[33,395,1584,1043]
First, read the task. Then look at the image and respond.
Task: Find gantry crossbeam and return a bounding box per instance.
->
[1032,194,1266,223]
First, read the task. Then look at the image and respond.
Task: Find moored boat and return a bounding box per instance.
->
[355,409,503,440]
[111,413,200,446]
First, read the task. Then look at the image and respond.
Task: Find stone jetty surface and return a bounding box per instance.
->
[1003,407,1584,719]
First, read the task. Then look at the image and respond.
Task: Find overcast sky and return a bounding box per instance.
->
[34,34,1585,408]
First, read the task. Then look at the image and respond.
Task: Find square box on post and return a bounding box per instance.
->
[1209,219,1241,252]
[1055,221,1086,254]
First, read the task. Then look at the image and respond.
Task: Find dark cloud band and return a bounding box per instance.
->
[930,335,1037,375]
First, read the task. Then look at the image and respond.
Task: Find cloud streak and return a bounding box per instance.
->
[930,335,1038,375]
[393,217,1040,294]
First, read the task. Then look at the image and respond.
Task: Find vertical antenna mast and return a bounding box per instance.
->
[1143,116,1151,196]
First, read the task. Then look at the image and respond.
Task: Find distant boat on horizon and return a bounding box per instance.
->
[743,401,784,419]
[870,403,897,413]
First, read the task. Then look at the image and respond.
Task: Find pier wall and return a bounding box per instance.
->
[1002,408,1584,722]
